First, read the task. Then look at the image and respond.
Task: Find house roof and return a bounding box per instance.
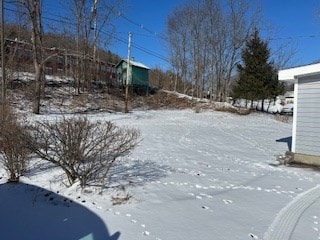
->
[116,59,150,70]
[279,62,320,81]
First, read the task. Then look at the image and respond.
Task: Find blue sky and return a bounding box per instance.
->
[110,0,185,69]
[19,0,320,70]
[261,0,320,67]
[111,0,320,70]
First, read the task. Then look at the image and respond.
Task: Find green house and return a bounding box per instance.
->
[116,59,150,94]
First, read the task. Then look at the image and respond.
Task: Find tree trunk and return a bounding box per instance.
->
[33,64,42,114]
[261,99,265,112]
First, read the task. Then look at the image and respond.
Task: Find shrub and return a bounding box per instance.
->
[28,115,140,188]
[0,105,31,182]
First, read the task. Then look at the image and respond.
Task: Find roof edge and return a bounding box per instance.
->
[279,62,320,81]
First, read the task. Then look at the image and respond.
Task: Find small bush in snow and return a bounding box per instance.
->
[28,116,140,188]
[0,105,31,182]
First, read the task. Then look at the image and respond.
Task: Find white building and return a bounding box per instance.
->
[279,63,320,166]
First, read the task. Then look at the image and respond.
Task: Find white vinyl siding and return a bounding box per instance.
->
[295,74,320,156]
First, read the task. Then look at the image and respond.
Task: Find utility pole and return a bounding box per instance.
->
[92,0,98,64]
[1,0,5,108]
[124,32,131,113]
[92,0,98,83]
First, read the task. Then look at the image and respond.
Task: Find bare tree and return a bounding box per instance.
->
[212,0,258,101]
[166,0,259,101]
[18,0,44,114]
[166,5,189,93]
[64,0,122,93]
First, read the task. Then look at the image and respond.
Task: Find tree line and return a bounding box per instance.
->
[165,0,292,103]
[0,0,293,114]
[2,0,123,114]
[165,0,259,101]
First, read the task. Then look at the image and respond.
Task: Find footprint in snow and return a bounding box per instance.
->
[223,199,233,204]
[249,233,258,239]
[313,216,320,234]
[143,231,150,236]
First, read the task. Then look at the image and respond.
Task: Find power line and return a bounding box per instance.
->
[3,5,170,63]
[102,30,169,63]
[114,9,167,41]
[267,35,317,41]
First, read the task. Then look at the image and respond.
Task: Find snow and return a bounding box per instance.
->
[1,109,320,240]
[234,98,284,114]
[122,59,150,70]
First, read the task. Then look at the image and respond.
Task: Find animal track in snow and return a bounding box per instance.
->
[143,231,150,236]
[249,233,259,239]
[223,199,233,204]
[313,216,320,239]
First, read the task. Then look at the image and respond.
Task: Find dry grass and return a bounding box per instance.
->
[274,114,293,123]
[214,105,251,115]
[135,91,197,110]
[111,193,132,205]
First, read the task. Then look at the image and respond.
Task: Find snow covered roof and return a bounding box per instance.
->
[118,59,150,70]
[279,62,320,81]
[284,91,294,98]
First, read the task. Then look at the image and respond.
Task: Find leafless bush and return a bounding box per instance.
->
[28,116,140,188]
[0,105,31,182]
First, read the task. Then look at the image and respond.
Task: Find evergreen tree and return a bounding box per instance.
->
[232,29,283,110]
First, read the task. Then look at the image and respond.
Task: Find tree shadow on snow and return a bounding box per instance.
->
[105,160,172,188]
[0,183,120,240]
[276,136,292,151]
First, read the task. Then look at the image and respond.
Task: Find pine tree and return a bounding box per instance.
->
[232,29,283,110]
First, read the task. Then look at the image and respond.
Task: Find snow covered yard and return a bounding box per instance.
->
[1,109,320,240]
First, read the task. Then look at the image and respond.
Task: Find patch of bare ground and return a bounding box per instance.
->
[134,91,198,110]
[214,103,251,115]
[274,114,293,123]
[8,85,251,114]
